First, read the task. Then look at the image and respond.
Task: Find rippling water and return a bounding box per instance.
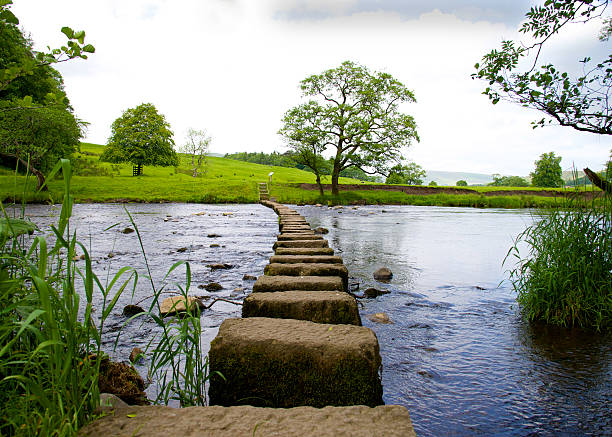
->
[297,204,611,436]
[17,203,611,435]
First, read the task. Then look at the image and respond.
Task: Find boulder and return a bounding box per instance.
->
[208,317,383,408]
[210,243,220,248]
[273,240,329,249]
[123,304,145,317]
[159,296,204,317]
[373,267,393,282]
[314,227,329,234]
[200,282,223,292]
[364,288,390,298]
[121,227,134,234]
[243,290,361,325]
[253,275,344,293]
[270,255,343,264]
[98,358,148,405]
[81,405,415,437]
[242,274,257,281]
[94,393,128,415]
[275,247,334,256]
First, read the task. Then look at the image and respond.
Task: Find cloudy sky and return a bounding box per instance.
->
[11,0,611,176]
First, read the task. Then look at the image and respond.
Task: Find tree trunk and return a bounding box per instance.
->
[583,167,611,193]
[0,152,47,191]
[331,168,340,196]
[192,154,198,177]
[315,173,324,196]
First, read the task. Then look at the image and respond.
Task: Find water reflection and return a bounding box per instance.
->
[299,205,611,436]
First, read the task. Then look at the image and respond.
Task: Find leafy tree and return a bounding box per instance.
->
[531,152,563,188]
[0,0,93,189]
[456,180,468,186]
[488,174,530,187]
[385,162,425,185]
[428,181,438,187]
[280,61,419,195]
[101,103,178,173]
[473,0,611,135]
[180,128,211,177]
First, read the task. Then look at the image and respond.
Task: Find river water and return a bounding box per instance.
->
[18,203,611,436]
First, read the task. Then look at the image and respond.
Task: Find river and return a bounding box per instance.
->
[17,203,611,436]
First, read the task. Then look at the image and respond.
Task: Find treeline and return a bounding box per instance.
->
[224,151,380,182]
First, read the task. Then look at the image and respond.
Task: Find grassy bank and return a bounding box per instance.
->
[0,143,595,208]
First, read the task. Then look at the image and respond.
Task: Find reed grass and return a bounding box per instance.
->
[506,174,611,331]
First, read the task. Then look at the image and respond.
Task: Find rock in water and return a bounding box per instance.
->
[98,358,149,405]
[129,347,144,363]
[314,227,329,234]
[159,296,204,316]
[242,274,257,281]
[121,227,134,234]
[207,263,233,270]
[364,288,390,298]
[373,267,393,282]
[366,312,392,324]
[123,305,145,317]
[202,282,223,292]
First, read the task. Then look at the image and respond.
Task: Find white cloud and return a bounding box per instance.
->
[10,1,611,176]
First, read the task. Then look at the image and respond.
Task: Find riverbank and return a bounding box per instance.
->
[0,143,601,208]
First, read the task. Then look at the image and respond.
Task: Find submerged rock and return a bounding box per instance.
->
[121,227,135,234]
[176,247,188,253]
[210,243,220,248]
[200,282,223,292]
[207,234,221,238]
[373,267,393,282]
[363,288,390,298]
[129,347,144,364]
[366,312,392,324]
[207,263,233,270]
[123,305,145,317]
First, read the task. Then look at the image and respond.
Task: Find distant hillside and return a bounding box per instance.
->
[424,170,493,186]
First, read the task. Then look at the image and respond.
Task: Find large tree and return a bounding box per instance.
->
[385,162,425,185]
[101,103,179,173]
[0,0,93,189]
[531,151,564,187]
[279,61,419,195]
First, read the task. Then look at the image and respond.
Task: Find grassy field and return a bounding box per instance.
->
[0,142,596,208]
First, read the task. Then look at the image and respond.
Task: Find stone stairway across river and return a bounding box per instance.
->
[79,201,416,437]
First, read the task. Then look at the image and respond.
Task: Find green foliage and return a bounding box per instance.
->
[385,162,425,185]
[507,191,611,330]
[180,128,211,177]
[489,174,530,187]
[473,0,611,134]
[531,152,563,187]
[456,180,468,186]
[280,60,419,195]
[101,103,178,168]
[428,181,438,186]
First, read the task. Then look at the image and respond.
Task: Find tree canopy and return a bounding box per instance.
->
[101,103,178,170]
[385,162,425,185]
[531,152,564,187]
[473,0,611,135]
[488,174,530,187]
[279,61,419,195]
[180,128,211,177]
[0,0,93,188]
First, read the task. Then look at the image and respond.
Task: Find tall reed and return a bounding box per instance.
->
[506,173,611,331]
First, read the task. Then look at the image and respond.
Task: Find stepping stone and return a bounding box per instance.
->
[208,317,383,408]
[270,255,344,264]
[279,229,316,235]
[277,234,324,241]
[253,275,344,292]
[275,247,334,256]
[264,263,348,290]
[80,405,416,437]
[243,290,361,325]
[273,240,329,249]
[280,226,312,232]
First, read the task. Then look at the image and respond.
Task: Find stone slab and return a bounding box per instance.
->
[277,234,324,241]
[208,317,383,408]
[264,263,348,290]
[279,229,316,235]
[79,405,415,437]
[253,275,344,292]
[275,247,335,256]
[243,290,361,325]
[270,255,344,264]
[273,240,329,249]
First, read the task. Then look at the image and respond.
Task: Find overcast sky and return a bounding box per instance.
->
[11,0,612,175]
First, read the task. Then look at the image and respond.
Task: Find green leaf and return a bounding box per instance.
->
[83,44,95,53]
[61,26,74,39]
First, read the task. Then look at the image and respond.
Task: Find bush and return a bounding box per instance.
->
[507,190,611,330]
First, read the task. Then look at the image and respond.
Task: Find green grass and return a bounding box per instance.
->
[0,142,595,208]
